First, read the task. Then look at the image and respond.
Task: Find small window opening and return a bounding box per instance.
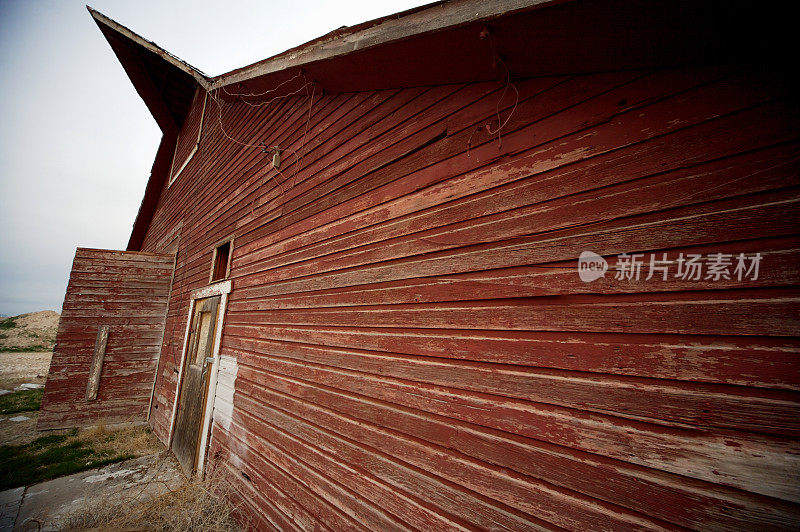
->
[211,241,231,282]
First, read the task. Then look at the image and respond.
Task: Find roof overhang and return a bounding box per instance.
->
[208,0,787,100]
[88,0,790,251]
[88,7,212,250]
[88,6,210,134]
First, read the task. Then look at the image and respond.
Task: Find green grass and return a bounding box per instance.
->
[0,431,135,490]
[0,388,43,415]
[0,345,52,352]
[0,317,17,330]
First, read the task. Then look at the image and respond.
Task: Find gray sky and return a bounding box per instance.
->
[0,0,430,316]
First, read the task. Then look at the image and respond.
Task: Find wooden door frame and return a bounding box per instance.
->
[168,279,232,477]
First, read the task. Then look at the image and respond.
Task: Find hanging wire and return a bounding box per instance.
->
[468,27,519,156]
[238,81,315,108]
[257,81,317,216]
[209,76,318,219]
[208,87,263,149]
[287,81,317,188]
[485,57,519,143]
[208,71,314,148]
[221,70,304,99]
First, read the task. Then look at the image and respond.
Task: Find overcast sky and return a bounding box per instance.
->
[0,0,430,316]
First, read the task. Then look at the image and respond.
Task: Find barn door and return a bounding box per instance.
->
[171,295,220,475]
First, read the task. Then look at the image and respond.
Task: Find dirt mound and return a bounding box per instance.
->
[0,311,60,351]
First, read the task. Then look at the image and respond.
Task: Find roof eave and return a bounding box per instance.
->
[211,0,557,90]
[88,6,211,89]
[87,7,211,250]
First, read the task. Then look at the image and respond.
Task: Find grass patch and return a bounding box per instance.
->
[0,345,52,352]
[0,317,17,330]
[0,430,135,490]
[0,388,43,415]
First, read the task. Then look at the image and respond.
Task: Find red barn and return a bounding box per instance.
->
[40,0,799,528]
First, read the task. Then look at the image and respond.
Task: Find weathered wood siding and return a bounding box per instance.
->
[39,248,174,430]
[143,67,800,529]
[169,87,206,183]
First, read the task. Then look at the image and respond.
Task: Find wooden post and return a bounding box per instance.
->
[85,325,110,401]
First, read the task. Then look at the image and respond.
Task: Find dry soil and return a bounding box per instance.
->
[0,310,59,351]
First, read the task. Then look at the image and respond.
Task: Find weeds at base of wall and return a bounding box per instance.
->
[61,455,245,532]
[76,423,163,458]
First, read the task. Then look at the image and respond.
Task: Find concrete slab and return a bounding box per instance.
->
[11,453,183,531]
[0,487,24,531]
[14,385,43,391]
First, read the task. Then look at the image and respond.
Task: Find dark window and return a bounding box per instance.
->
[211,241,231,282]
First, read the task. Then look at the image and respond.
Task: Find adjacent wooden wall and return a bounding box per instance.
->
[142,66,800,529]
[39,248,174,430]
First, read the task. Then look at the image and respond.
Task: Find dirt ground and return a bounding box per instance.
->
[0,311,59,351]
[0,350,53,446]
[0,412,42,447]
[0,323,232,530]
[0,350,51,389]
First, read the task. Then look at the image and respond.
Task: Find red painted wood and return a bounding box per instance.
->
[132,66,799,529]
[38,248,174,430]
[234,369,800,530]
[169,88,205,182]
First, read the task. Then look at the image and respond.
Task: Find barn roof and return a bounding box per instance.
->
[88,0,787,250]
[88,7,209,134]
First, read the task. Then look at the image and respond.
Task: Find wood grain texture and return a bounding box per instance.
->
[172,365,204,473]
[137,66,800,529]
[169,88,206,184]
[39,248,174,430]
[84,325,109,401]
